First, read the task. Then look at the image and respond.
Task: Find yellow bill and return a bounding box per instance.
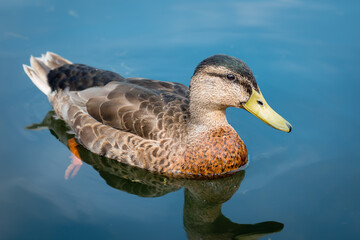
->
[242,89,292,133]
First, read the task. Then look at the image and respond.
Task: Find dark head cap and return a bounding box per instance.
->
[193,54,259,91]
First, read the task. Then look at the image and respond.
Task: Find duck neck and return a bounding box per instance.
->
[189,103,228,126]
[188,100,230,137]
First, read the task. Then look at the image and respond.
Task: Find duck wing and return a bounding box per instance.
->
[46,62,189,141]
[69,77,189,141]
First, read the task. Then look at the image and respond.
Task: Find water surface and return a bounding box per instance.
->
[0,0,359,239]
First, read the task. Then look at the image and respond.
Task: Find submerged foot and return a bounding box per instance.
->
[65,138,83,180]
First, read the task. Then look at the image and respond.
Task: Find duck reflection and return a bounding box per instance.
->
[27,110,284,239]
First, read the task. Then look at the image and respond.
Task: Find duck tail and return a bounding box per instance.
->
[23,52,72,95]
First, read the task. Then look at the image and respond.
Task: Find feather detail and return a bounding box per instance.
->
[23,52,72,95]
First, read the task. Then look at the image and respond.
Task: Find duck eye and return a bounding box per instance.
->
[226,74,236,81]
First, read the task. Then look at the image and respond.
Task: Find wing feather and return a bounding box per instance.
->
[71,78,189,141]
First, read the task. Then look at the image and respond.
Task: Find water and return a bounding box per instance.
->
[1,0,359,239]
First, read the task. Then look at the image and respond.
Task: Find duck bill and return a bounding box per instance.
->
[241,89,292,133]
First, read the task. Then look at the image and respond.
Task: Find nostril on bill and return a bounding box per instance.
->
[257,100,264,106]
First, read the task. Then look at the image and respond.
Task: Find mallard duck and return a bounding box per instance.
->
[23,52,291,178]
[28,109,285,238]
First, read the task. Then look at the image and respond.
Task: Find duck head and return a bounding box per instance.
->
[190,54,292,132]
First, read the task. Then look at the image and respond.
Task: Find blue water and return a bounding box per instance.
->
[1,0,359,239]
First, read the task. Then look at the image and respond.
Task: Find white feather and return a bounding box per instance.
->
[23,52,73,96]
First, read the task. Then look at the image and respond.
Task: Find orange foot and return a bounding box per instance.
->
[65,138,83,180]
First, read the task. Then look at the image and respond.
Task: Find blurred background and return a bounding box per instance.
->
[0,0,359,239]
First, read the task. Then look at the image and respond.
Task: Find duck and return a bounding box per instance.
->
[28,108,285,238]
[23,52,292,179]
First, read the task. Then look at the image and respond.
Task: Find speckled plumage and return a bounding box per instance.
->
[48,64,125,91]
[194,54,259,92]
[23,52,256,179]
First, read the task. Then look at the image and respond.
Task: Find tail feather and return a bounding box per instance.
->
[23,51,72,95]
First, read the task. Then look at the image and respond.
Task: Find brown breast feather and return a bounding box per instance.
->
[176,126,248,177]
